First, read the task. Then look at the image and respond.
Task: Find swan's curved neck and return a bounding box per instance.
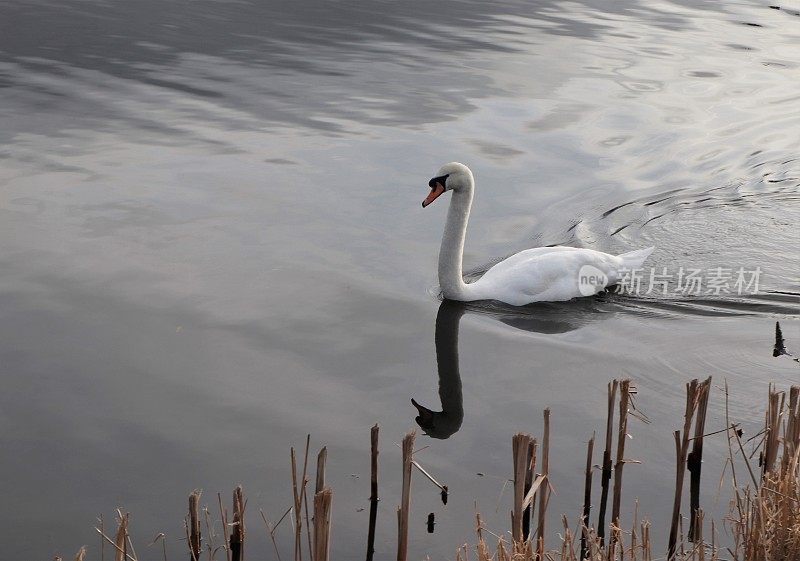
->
[439,181,475,300]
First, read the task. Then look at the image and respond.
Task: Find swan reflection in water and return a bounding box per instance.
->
[411,300,466,439]
[412,295,615,439]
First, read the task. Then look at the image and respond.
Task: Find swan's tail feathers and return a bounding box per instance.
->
[618,246,656,270]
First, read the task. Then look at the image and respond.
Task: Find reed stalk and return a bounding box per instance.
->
[536,407,551,556]
[668,379,700,559]
[512,433,533,542]
[312,488,332,561]
[410,459,447,496]
[687,377,711,542]
[189,490,202,561]
[396,430,416,561]
[597,380,619,541]
[762,384,783,478]
[366,424,379,561]
[230,486,245,561]
[315,447,327,495]
[611,380,630,536]
[217,492,231,561]
[99,514,105,561]
[296,436,312,561]
[290,447,302,561]
[783,386,800,470]
[521,439,535,539]
[114,512,129,561]
[581,432,596,560]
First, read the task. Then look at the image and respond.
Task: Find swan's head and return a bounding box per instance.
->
[422,162,473,208]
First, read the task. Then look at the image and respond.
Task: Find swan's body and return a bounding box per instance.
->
[423,162,655,305]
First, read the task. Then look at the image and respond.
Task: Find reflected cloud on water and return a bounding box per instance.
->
[1,0,733,138]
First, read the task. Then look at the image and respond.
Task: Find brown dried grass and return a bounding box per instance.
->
[456,383,800,561]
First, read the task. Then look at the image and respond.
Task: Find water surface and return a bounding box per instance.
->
[1,0,798,558]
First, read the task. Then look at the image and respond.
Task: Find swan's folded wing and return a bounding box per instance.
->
[474,248,621,304]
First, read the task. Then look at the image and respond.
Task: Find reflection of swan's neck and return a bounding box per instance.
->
[435,303,464,424]
[413,301,465,439]
[439,182,475,301]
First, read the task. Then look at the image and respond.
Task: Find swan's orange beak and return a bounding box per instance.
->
[422,183,445,208]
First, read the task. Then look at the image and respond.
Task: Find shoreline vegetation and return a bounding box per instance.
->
[62,375,799,561]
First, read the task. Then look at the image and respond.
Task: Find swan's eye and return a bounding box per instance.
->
[428,174,449,189]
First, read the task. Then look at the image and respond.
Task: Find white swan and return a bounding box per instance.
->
[422,162,655,305]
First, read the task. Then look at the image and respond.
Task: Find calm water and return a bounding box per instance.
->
[1,0,799,558]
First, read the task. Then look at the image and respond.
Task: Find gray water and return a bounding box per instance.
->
[1,0,799,558]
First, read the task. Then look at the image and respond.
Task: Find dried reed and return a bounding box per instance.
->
[230,486,245,561]
[315,447,327,495]
[580,432,596,560]
[522,439,536,539]
[728,384,800,561]
[366,424,379,561]
[189,490,202,561]
[688,377,712,542]
[312,488,332,561]
[669,378,702,559]
[597,380,619,542]
[611,380,630,538]
[396,429,416,561]
[536,407,551,555]
[512,433,534,542]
